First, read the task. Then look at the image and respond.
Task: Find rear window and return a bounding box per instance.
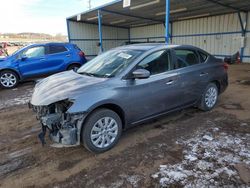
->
[199,51,208,63]
[73,44,81,51]
[48,45,67,54]
[174,49,199,68]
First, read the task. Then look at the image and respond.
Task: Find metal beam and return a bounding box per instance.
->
[100,9,164,24]
[98,10,103,52]
[238,12,245,33]
[205,0,246,12]
[71,19,129,29]
[66,19,71,43]
[238,11,248,62]
[165,0,170,44]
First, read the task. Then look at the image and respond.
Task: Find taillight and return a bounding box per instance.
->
[223,63,229,71]
[236,52,241,64]
[79,51,85,57]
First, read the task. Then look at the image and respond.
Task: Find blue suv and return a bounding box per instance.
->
[0,43,87,89]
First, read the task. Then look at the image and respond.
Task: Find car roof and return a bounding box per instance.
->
[116,43,200,51]
[116,43,211,55]
[25,42,70,48]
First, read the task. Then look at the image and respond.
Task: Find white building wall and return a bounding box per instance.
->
[129,12,250,62]
[130,24,165,42]
[68,21,129,56]
[172,13,243,59]
[68,12,250,62]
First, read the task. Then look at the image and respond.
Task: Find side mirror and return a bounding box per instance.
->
[132,69,150,79]
[21,55,28,61]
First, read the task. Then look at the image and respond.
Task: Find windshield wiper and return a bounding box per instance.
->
[78,72,96,77]
[78,71,113,78]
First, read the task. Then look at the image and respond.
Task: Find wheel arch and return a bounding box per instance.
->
[66,62,81,70]
[89,103,126,129]
[79,103,126,145]
[211,80,221,94]
[0,68,21,80]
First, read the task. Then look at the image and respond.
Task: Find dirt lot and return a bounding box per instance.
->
[0,64,250,187]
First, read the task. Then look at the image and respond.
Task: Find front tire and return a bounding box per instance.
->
[82,109,122,153]
[0,70,19,89]
[199,83,218,111]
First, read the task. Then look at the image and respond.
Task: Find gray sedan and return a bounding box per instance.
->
[30,44,228,153]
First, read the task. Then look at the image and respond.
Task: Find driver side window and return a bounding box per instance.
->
[23,46,45,58]
[138,50,171,75]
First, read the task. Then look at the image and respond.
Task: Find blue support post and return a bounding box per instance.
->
[165,0,170,44]
[98,10,103,52]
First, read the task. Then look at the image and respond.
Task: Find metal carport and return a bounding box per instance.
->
[67,0,250,62]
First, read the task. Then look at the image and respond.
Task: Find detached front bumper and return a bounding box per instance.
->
[29,101,86,146]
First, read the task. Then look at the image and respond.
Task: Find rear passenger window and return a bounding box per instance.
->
[48,45,67,54]
[174,49,199,68]
[138,50,171,75]
[199,51,208,63]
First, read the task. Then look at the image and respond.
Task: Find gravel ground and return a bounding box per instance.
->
[152,123,250,187]
[0,64,250,188]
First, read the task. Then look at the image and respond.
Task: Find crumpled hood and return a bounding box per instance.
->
[31,70,107,106]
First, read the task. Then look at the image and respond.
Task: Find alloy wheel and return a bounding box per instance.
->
[0,73,17,88]
[205,87,218,108]
[90,117,118,148]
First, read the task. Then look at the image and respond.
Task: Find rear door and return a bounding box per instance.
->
[45,44,71,72]
[173,48,210,105]
[127,49,183,124]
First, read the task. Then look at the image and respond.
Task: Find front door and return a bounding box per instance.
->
[126,49,182,124]
[18,45,48,77]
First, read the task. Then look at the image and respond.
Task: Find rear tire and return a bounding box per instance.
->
[199,83,218,111]
[82,109,122,153]
[0,70,19,89]
[67,64,81,72]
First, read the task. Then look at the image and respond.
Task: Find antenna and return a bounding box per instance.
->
[88,0,91,10]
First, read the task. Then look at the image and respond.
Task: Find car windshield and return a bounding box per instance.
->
[77,49,142,78]
[12,47,25,56]
[12,45,33,57]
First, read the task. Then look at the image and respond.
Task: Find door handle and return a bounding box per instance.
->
[66,54,71,57]
[166,80,174,85]
[200,72,208,77]
[39,58,46,61]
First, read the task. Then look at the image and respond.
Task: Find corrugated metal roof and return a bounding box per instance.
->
[67,0,250,28]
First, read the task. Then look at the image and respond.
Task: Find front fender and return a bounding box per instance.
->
[67,85,126,113]
[67,97,124,115]
[0,67,22,80]
[0,57,22,79]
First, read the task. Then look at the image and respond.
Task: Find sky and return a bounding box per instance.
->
[1,0,114,35]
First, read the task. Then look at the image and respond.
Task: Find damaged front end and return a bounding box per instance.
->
[31,100,85,147]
